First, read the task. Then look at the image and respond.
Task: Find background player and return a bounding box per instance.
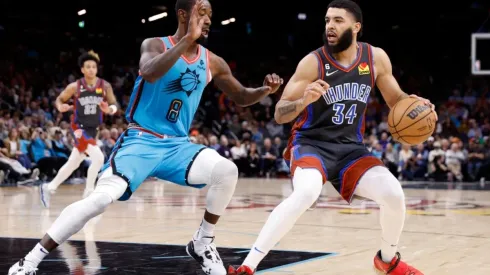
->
[228,1,435,274]
[40,51,118,208]
[8,0,283,274]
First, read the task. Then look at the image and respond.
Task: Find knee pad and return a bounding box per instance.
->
[210,159,239,189]
[369,166,405,211]
[94,167,128,201]
[292,167,323,205]
[47,192,113,244]
[188,148,238,187]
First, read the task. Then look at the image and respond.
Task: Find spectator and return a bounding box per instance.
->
[445,143,465,181]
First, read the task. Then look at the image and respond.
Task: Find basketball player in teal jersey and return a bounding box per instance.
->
[8,1,283,274]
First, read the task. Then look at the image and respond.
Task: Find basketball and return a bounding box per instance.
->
[388,97,437,145]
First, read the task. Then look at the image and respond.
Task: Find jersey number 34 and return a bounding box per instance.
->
[332,103,357,125]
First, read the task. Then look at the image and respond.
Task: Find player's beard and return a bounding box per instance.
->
[323,28,354,54]
[196,35,208,45]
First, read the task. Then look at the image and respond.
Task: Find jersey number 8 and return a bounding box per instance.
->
[332,103,357,125]
[166,99,183,123]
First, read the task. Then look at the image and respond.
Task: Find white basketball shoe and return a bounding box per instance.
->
[8,259,38,275]
[186,230,226,275]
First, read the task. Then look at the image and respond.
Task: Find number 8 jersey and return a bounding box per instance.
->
[294,42,375,144]
[127,36,212,137]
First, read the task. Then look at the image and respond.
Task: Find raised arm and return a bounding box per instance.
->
[139,0,206,83]
[209,51,283,107]
[274,54,329,124]
[55,82,77,113]
[138,37,192,83]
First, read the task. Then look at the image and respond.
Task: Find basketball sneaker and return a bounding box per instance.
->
[186,231,226,275]
[39,183,53,208]
[373,251,423,274]
[227,265,255,274]
[8,259,38,275]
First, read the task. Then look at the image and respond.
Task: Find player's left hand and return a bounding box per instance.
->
[409,94,438,121]
[263,73,284,94]
[99,101,111,114]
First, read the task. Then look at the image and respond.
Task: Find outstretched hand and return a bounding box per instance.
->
[263,73,284,94]
[186,0,205,42]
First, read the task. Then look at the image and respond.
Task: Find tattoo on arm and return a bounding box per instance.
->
[277,101,298,115]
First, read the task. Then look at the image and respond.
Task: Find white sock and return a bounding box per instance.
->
[381,237,398,262]
[353,166,406,263]
[243,168,323,270]
[197,219,215,240]
[24,243,49,268]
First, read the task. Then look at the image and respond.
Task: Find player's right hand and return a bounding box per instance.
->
[302,80,329,106]
[58,104,73,113]
[186,0,205,42]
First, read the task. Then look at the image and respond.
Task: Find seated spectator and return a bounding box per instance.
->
[260,138,277,177]
[29,128,66,179]
[230,139,248,175]
[217,135,232,160]
[430,155,452,181]
[247,142,260,177]
[445,143,465,181]
[3,128,32,169]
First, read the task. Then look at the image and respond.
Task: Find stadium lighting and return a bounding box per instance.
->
[221,17,236,25]
[298,13,306,20]
[142,19,146,23]
[78,9,86,16]
[148,12,168,22]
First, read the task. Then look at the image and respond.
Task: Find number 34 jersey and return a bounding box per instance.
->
[127,36,212,137]
[294,42,376,144]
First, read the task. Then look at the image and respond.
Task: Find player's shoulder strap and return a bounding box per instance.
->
[160,36,172,51]
[311,46,327,80]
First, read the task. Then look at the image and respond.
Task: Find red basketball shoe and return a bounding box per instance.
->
[373,251,424,274]
[227,265,255,275]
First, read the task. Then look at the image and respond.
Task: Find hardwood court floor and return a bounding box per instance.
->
[1,178,489,274]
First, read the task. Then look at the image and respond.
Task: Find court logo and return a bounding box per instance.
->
[166,68,201,96]
[358,62,370,75]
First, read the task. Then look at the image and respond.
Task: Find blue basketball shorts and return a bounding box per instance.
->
[101,127,207,201]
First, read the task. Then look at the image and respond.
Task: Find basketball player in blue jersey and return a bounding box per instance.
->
[228,1,435,274]
[8,0,283,274]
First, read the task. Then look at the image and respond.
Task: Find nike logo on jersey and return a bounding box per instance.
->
[326,70,338,76]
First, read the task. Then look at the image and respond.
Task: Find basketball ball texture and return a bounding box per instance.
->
[388,97,437,145]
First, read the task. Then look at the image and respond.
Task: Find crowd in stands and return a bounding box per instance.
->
[1,38,490,185]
